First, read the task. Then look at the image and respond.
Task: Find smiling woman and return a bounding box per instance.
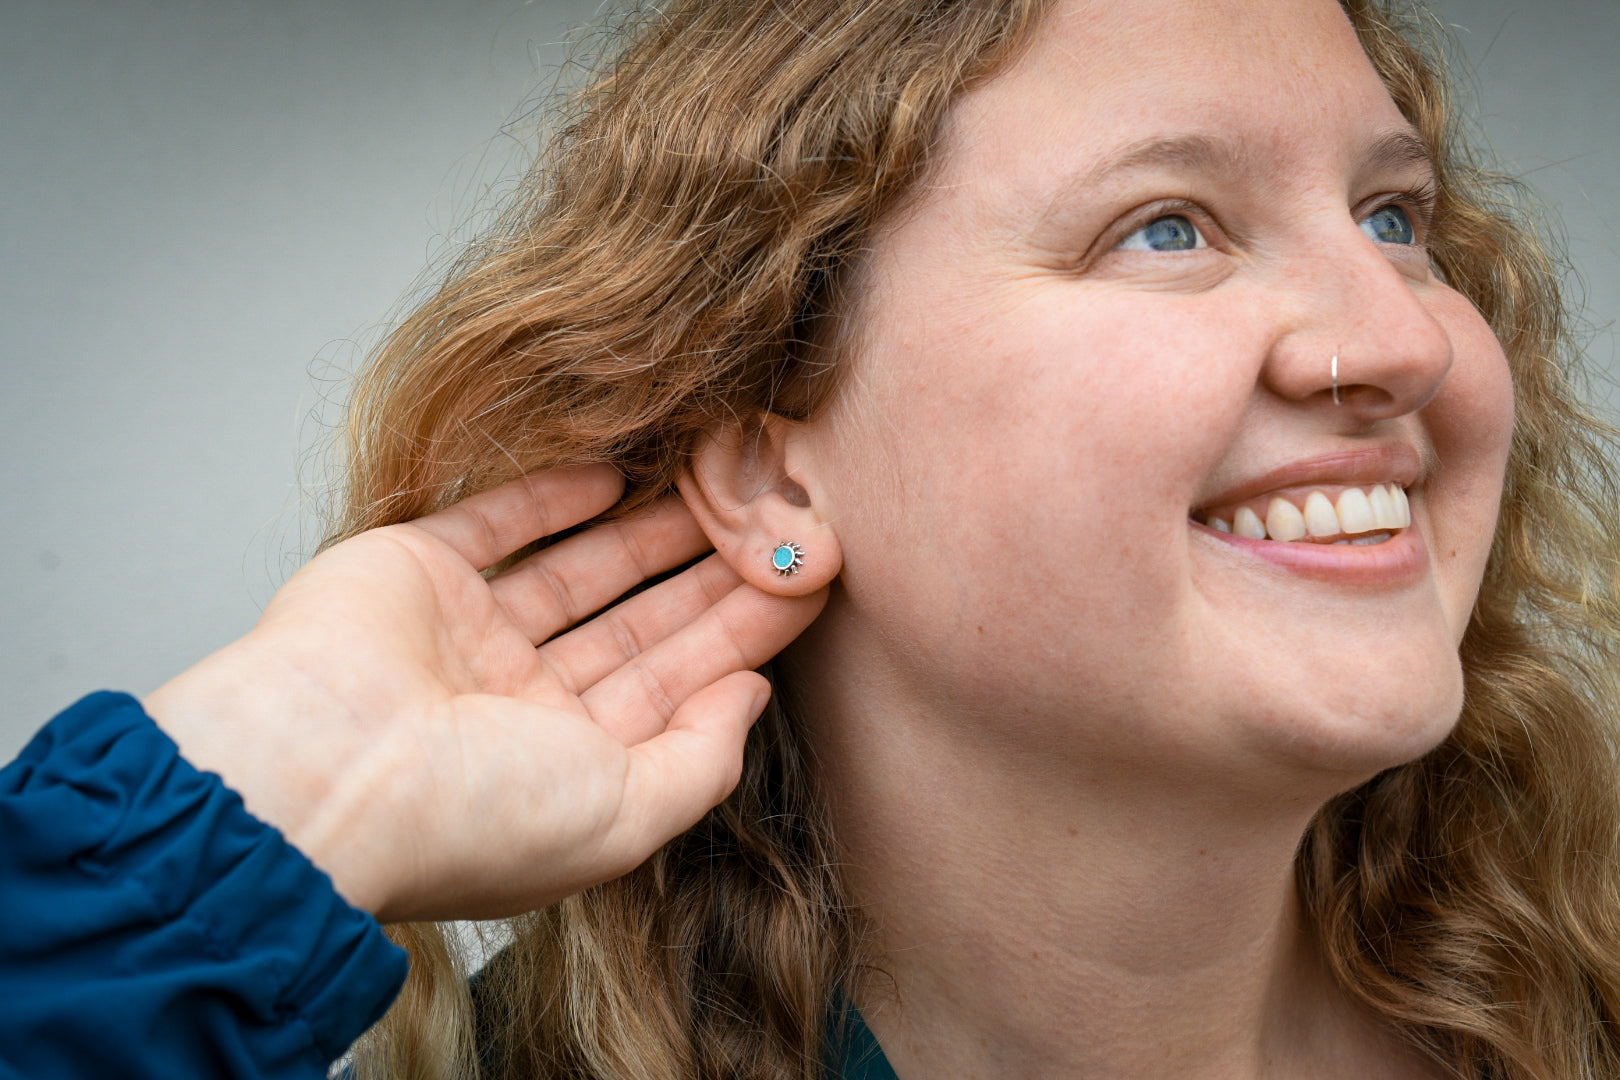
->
[5,1,1620,1079]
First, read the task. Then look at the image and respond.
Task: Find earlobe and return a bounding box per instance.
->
[678,416,841,597]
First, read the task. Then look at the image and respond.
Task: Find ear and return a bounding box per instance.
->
[677,414,841,597]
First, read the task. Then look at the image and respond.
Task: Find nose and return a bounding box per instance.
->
[1261,230,1454,424]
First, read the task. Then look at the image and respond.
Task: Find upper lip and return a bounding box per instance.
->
[1192,443,1425,514]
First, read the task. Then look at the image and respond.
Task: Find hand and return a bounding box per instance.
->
[143,467,827,922]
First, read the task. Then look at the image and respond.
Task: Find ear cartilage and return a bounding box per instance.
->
[770,541,805,576]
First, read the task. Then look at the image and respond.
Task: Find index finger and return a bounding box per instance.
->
[409,466,625,571]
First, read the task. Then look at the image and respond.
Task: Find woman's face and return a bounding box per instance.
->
[800,0,1514,784]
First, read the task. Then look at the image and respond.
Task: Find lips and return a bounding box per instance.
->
[1196,482,1410,544]
[1190,444,1423,546]
[1185,444,1431,585]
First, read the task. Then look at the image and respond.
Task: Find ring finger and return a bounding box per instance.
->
[488,497,712,645]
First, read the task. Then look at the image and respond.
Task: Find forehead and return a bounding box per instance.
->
[937,0,1411,198]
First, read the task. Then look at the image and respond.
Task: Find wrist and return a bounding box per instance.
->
[142,640,389,914]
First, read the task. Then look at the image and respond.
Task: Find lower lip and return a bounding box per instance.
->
[1190,519,1428,586]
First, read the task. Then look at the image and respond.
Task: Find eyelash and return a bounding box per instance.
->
[1387,178,1439,238]
[1115,181,1440,251]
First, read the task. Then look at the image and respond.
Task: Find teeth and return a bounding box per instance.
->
[1265,497,1307,542]
[1368,485,1400,530]
[1203,484,1409,543]
[1334,488,1376,534]
[1332,533,1391,546]
[1302,491,1339,537]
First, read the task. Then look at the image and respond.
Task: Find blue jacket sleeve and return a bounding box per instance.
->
[0,692,409,1080]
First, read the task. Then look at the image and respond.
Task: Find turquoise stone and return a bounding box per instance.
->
[772,544,796,570]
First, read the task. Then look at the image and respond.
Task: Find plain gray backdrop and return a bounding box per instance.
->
[3,0,1617,759]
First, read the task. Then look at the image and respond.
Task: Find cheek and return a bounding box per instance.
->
[832,291,1248,668]
[1423,296,1515,633]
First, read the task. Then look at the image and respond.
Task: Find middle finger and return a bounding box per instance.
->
[488,497,711,644]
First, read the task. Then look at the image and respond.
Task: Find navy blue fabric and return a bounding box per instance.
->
[0,692,408,1080]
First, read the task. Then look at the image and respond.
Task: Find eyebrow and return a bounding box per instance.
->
[1071,126,1438,191]
[1358,128,1439,182]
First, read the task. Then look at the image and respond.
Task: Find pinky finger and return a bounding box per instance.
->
[604,671,771,862]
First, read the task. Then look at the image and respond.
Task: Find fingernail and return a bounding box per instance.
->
[749,684,772,722]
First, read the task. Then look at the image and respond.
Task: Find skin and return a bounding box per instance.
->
[146,0,1513,1073]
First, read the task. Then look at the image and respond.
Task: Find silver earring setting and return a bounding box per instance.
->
[1331,352,1341,406]
[770,541,804,576]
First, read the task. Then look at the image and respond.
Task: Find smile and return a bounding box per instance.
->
[1193,483,1411,545]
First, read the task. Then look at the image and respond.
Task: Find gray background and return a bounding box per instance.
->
[3,0,1617,759]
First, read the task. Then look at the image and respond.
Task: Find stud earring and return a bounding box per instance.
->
[770,541,804,576]
[1331,352,1341,405]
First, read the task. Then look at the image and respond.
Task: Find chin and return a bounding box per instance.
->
[1238,654,1467,789]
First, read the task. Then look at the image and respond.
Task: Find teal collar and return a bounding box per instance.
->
[828,1001,899,1080]
[476,952,898,1078]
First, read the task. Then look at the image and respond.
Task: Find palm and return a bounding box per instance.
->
[279,527,581,723]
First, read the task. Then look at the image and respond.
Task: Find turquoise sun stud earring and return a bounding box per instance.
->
[770,540,805,577]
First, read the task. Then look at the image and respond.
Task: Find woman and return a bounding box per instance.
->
[6,0,1620,1077]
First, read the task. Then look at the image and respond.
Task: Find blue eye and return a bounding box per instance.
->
[1360,204,1416,245]
[1117,214,1207,252]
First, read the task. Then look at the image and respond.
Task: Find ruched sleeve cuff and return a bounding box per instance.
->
[0,691,409,1080]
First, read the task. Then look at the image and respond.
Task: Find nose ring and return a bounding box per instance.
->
[1331,352,1341,406]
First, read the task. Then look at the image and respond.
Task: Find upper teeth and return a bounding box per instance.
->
[1205,484,1410,542]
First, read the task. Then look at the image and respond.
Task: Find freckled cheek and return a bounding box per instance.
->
[853,286,1233,544]
[1426,304,1515,494]
[942,387,1207,630]
[833,305,1232,663]
[1421,305,1514,630]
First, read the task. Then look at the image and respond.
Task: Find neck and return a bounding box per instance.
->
[789,611,1435,1080]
